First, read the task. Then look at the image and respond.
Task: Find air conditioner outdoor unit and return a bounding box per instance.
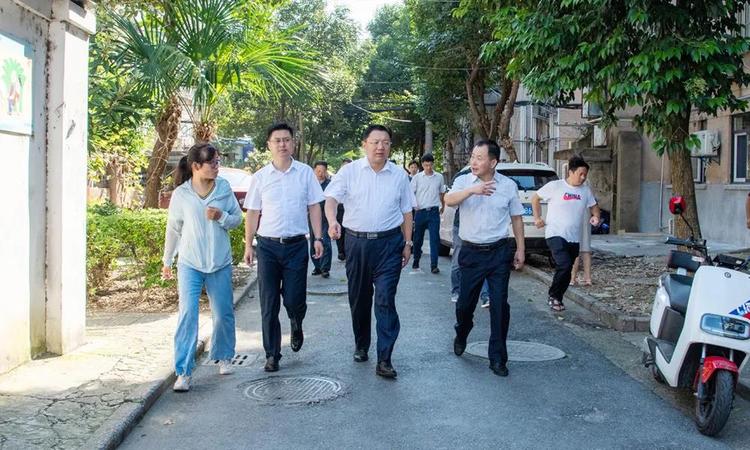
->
[593,125,607,147]
[690,130,720,157]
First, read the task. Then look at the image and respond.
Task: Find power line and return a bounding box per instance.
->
[348,103,422,123]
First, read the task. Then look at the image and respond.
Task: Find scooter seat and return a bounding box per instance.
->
[661,273,693,315]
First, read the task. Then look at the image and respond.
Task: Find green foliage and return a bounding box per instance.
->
[500,0,750,155]
[87,207,246,295]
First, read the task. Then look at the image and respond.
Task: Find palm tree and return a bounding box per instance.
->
[110,0,318,207]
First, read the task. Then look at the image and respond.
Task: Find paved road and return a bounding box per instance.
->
[121,256,733,449]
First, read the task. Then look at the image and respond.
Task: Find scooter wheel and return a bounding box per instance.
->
[695,369,734,436]
[650,364,665,384]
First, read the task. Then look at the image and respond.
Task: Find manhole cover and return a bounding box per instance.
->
[306,284,348,296]
[202,353,258,367]
[465,340,566,361]
[240,375,346,405]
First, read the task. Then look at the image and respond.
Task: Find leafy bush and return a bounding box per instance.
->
[87,207,246,295]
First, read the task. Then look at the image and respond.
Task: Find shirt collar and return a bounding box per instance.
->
[469,171,501,183]
[360,157,394,173]
[269,157,297,175]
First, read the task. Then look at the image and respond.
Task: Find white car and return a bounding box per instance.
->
[438,162,558,256]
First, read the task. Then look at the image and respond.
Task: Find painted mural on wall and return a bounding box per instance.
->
[0,33,32,135]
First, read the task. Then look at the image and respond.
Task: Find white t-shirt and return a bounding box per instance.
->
[536,180,596,243]
[410,171,446,209]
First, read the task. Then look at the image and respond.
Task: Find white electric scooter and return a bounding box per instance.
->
[643,196,750,436]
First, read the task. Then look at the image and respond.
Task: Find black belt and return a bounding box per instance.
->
[461,238,509,251]
[258,234,306,244]
[417,206,439,212]
[347,227,401,240]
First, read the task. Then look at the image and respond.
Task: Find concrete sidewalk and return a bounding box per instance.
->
[0,268,256,450]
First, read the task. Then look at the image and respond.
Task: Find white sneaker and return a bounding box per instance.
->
[409,268,423,274]
[219,360,234,375]
[481,298,490,309]
[173,375,191,392]
[451,294,458,303]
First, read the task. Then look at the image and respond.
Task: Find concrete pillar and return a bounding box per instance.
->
[615,130,642,233]
[45,0,95,354]
[424,120,433,154]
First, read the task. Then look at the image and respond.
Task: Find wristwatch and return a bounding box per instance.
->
[314,237,324,242]
[405,241,414,248]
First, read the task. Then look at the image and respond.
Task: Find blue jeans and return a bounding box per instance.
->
[451,224,489,299]
[310,221,332,272]
[413,208,440,269]
[175,264,236,376]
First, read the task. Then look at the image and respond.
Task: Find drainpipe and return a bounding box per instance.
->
[658,152,665,231]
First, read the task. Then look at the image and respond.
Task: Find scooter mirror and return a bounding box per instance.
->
[669,196,686,215]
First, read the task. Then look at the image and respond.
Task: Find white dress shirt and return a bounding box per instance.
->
[244,159,324,237]
[324,157,416,232]
[450,171,524,244]
[410,170,445,209]
[163,177,243,273]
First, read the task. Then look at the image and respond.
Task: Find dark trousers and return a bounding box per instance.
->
[546,237,580,302]
[413,207,440,269]
[256,237,308,359]
[455,240,513,364]
[310,221,332,272]
[345,232,403,362]
[336,207,346,259]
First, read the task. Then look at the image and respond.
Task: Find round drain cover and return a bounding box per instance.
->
[240,375,346,405]
[465,340,566,361]
[306,284,348,296]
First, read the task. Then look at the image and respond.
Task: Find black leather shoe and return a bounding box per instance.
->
[490,361,509,377]
[311,268,322,276]
[321,270,330,279]
[454,335,466,356]
[291,326,304,352]
[375,361,397,378]
[431,267,440,274]
[338,254,346,261]
[264,356,280,372]
[353,349,368,362]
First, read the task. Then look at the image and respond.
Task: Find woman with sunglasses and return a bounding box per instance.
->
[162,143,242,392]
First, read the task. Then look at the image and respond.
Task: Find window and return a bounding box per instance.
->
[734,133,748,182]
[499,169,558,191]
[739,4,750,38]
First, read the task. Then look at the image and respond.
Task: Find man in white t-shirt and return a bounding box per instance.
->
[531,156,601,312]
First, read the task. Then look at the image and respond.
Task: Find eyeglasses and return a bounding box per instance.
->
[366,140,391,147]
[206,158,221,168]
[270,137,293,144]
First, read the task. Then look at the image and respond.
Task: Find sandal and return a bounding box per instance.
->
[569,279,577,286]
[582,279,592,286]
[548,297,565,312]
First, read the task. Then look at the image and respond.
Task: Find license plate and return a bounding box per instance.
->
[523,203,533,216]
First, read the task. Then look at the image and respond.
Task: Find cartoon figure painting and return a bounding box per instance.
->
[0,33,32,135]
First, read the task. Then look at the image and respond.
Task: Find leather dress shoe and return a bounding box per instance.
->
[321,270,330,278]
[264,356,280,372]
[453,335,467,356]
[353,349,368,362]
[375,361,397,378]
[290,325,304,353]
[490,361,509,377]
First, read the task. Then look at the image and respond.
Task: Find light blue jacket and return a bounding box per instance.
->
[162,177,242,273]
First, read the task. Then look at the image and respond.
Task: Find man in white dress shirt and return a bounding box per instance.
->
[243,123,325,372]
[324,124,415,379]
[410,153,446,273]
[444,140,525,377]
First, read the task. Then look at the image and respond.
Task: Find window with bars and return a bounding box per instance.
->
[733,113,750,182]
[738,5,750,38]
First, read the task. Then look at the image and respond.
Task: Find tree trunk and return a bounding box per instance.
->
[499,79,520,162]
[107,158,122,206]
[297,111,305,161]
[194,120,215,143]
[667,114,702,240]
[143,96,181,208]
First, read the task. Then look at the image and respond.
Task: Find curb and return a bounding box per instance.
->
[523,266,750,400]
[85,271,258,450]
[524,266,650,332]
